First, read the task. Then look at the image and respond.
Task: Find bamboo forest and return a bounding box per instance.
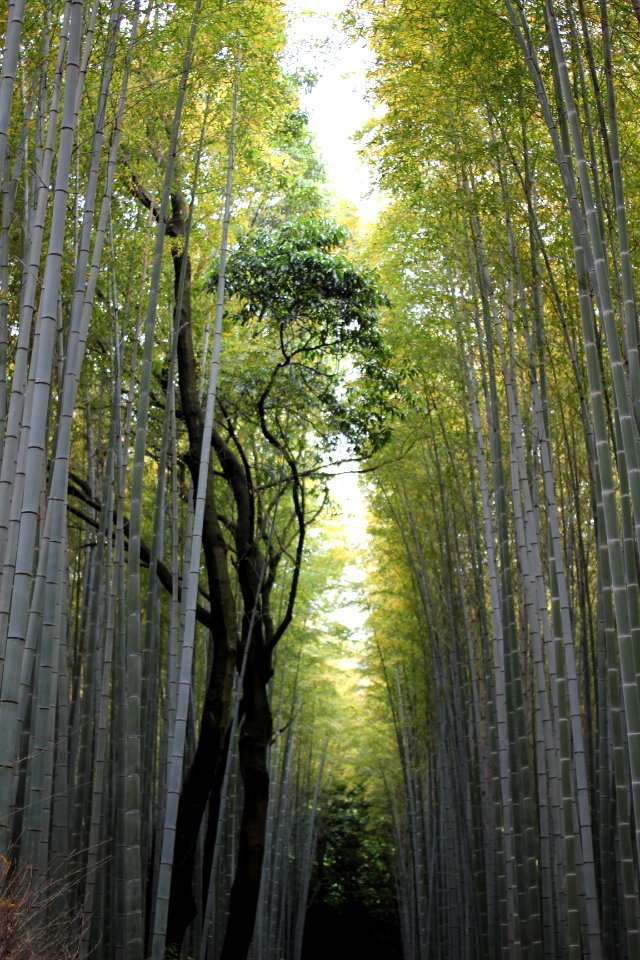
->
[6,0,640,957]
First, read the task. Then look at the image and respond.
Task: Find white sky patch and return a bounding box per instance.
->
[284,3,378,672]
[285,0,385,223]
[329,465,370,555]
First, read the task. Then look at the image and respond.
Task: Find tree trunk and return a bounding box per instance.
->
[219,648,273,960]
[164,192,238,953]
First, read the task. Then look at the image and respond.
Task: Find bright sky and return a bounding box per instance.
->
[285,0,384,223]
[285,1,376,653]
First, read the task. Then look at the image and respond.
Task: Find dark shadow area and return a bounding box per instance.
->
[303,900,403,960]
[301,783,403,960]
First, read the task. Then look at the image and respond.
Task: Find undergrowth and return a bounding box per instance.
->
[0,854,83,960]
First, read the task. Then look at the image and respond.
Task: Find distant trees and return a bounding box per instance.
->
[303,783,402,960]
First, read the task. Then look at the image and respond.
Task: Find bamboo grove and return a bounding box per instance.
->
[5,0,640,959]
[0,1,395,958]
[359,1,640,959]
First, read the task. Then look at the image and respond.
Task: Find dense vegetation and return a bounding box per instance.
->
[2,2,640,959]
[361,2,640,958]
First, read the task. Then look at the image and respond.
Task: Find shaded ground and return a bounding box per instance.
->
[302,899,403,960]
[301,783,403,960]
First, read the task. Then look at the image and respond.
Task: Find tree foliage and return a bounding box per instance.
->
[219,215,399,457]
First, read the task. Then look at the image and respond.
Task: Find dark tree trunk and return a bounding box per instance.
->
[219,646,273,960]
[165,193,238,953]
[149,189,306,960]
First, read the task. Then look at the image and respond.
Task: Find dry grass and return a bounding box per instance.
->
[0,854,83,960]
